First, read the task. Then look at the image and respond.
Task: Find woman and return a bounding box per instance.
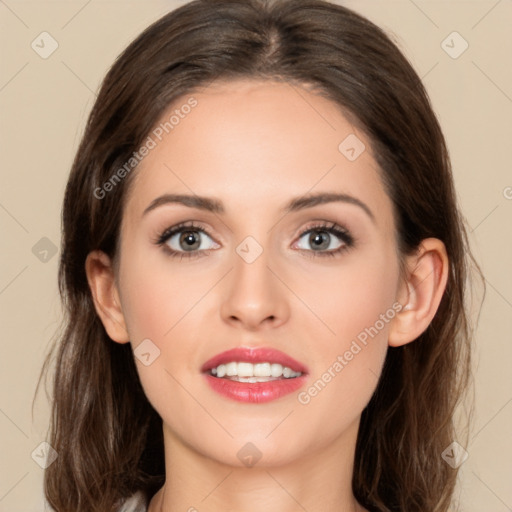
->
[37,0,481,510]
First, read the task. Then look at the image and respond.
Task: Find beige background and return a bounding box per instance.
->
[0,1,511,510]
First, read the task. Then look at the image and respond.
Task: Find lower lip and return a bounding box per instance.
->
[203,373,308,403]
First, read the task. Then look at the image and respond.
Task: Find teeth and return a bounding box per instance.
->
[270,363,282,377]
[254,362,271,377]
[210,362,302,379]
[226,362,237,376]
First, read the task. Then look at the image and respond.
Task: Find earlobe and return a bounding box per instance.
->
[85,250,130,344]
[388,238,449,348]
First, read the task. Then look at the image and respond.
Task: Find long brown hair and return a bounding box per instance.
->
[35,0,483,510]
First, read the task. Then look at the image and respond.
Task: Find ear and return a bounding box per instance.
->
[85,250,130,344]
[388,238,449,347]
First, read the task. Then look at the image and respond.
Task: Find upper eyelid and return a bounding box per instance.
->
[156,221,215,243]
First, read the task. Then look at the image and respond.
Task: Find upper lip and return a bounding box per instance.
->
[201,346,309,374]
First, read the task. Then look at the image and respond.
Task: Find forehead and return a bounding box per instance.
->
[123,78,391,226]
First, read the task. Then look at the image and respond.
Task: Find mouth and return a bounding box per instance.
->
[201,346,309,403]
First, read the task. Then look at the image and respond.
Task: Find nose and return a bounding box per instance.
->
[220,243,290,330]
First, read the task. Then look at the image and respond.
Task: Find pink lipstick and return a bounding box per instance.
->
[201,346,309,404]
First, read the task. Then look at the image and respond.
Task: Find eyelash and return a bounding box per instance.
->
[154,221,355,260]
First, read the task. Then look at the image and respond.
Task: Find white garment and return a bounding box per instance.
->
[117,490,148,512]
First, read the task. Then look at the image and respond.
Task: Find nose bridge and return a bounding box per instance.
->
[232,234,275,301]
[220,234,288,327]
[234,235,271,287]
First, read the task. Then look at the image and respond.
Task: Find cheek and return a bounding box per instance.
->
[296,239,399,350]
[118,244,210,343]
[117,246,220,400]
[117,251,207,423]
[293,241,398,418]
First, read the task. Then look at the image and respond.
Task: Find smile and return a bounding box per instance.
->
[210,361,302,380]
[201,346,309,403]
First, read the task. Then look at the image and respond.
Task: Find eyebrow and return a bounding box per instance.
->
[142,192,375,222]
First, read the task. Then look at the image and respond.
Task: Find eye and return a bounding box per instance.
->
[154,220,354,260]
[294,221,354,257]
[155,222,219,259]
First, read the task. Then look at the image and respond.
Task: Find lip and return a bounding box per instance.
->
[201,346,309,404]
[203,373,308,403]
[200,346,309,374]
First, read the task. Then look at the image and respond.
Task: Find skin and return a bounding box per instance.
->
[86,79,449,512]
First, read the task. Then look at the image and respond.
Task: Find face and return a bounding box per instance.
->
[114,79,402,467]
